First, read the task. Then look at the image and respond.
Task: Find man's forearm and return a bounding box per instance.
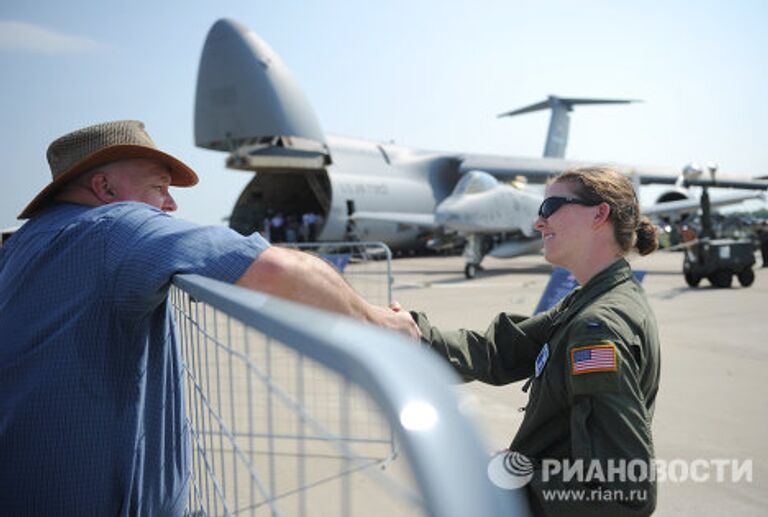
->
[236,247,367,316]
[236,247,419,338]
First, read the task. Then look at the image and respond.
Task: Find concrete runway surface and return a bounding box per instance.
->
[388,250,767,516]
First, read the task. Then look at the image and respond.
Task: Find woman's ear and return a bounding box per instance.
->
[593,202,611,227]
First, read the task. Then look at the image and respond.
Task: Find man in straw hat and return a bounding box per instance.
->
[0,120,419,514]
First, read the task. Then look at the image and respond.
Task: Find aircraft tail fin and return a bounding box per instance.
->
[498,96,640,159]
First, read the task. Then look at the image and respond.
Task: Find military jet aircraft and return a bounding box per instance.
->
[435,170,765,278]
[195,18,767,254]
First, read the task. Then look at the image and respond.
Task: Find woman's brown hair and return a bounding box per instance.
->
[554,167,658,256]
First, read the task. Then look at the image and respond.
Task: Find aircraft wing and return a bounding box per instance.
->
[457,153,768,189]
[457,153,680,183]
[637,175,768,189]
[641,191,765,218]
[350,211,438,229]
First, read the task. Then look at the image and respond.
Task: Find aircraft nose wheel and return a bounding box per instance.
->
[465,263,478,279]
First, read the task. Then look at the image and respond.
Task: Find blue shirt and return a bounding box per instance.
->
[0,202,269,515]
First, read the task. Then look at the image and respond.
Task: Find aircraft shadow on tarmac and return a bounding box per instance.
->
[409,265,555,286]
[651,286,692,300]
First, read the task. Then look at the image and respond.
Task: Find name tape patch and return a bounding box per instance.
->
[570,343,617,375]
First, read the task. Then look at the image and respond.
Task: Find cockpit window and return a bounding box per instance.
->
[452,170,499,195]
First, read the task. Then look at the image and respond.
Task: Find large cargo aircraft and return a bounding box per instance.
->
[194,19,767,254]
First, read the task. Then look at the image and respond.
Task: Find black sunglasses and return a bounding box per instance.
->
[538,196,599,218]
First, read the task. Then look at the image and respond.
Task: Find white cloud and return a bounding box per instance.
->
[0,21,101,53]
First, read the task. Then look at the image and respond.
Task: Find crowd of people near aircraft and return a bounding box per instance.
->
[260,210,324,243]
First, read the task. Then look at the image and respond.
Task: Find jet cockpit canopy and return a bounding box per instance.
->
[452,170,500,195]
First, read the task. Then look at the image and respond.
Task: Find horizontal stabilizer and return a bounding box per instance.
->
[497,95,641,159]
[498,96,640,118]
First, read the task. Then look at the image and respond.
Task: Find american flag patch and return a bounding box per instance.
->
[570,344,617,375]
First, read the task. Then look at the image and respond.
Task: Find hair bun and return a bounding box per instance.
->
[635,217,659,256]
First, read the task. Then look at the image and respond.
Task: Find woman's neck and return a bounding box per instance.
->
[569,247,623,285]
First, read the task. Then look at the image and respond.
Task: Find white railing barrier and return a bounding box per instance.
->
[170,274,530,516]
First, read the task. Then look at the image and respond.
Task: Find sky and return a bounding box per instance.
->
[1,0,767,230]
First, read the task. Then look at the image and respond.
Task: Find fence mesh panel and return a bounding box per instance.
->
[170,286,424,517]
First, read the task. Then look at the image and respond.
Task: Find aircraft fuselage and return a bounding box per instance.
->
[229,135,459,249]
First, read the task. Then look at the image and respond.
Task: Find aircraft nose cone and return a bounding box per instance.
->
[435,198,464,227]
[195,18,327,152]
[435,210,458,225]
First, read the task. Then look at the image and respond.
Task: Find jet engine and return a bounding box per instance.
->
[654,163,705,204]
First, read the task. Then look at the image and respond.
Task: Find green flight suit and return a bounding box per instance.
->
[412,259,660,516]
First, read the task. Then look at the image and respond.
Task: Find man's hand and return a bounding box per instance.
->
[369,304,421,340]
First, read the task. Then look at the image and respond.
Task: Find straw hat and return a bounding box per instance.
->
[19,120,198,219]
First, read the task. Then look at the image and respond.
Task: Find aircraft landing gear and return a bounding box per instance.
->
[462,235,488,279]
[464,263,485,279]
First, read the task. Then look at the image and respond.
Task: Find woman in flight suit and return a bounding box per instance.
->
[408,167,661,516]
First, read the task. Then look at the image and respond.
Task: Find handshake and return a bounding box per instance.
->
[369,300,421,341]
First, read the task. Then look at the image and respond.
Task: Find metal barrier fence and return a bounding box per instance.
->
[278,241,393,307]
[170,274,529,517]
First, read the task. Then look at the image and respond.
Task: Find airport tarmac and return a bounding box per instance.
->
[387,250,767,516]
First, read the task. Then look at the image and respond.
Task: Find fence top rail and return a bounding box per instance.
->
[278,240,391,249]
[172,274,526,517]
[278,240,393,259]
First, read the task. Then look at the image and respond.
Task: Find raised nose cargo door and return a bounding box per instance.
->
[194,18,330,170]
